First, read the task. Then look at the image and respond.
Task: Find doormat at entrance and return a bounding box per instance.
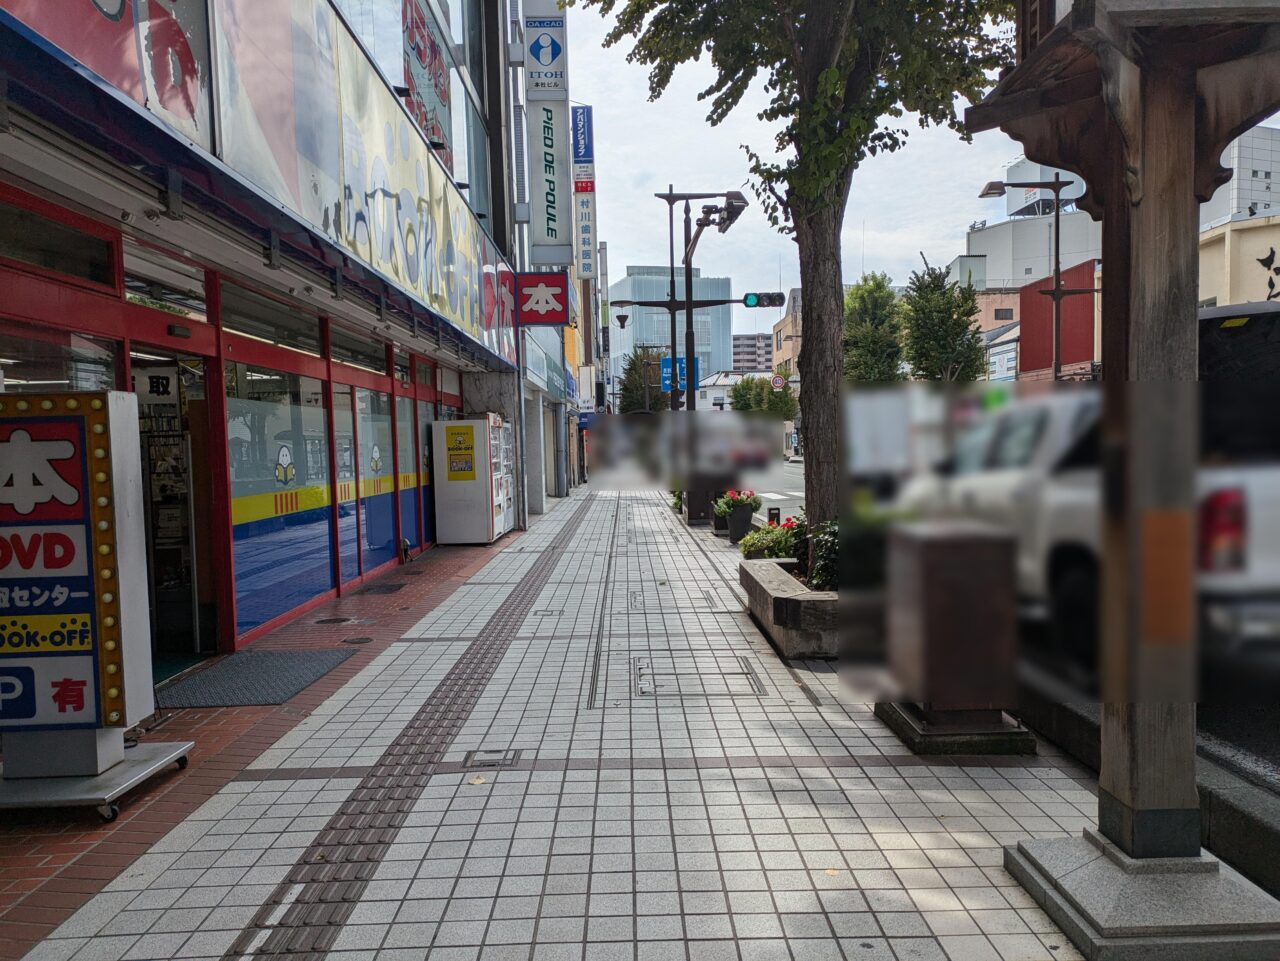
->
[156,649,357,708]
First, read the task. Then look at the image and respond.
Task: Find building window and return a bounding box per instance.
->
[331,323,388,373]
[221,283,321,356]
[0,319,117,392]
[0,198,114,288]
[995,308,1014,321]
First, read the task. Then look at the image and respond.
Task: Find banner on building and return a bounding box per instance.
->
[0,392,152,731]
[0,0,215,149]
[517,272,570,326]
[572,105,597,279]
[526,100,573,265]
[403,0,454,172]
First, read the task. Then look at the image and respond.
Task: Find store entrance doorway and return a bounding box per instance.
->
[130,350,218,682]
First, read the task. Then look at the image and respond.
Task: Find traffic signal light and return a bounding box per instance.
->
[743,292,786,308]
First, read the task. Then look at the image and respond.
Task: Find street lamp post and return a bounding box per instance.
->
[980,172,1097,380]
[654,188,749,409]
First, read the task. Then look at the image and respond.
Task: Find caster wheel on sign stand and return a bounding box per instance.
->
[97,803,120,823]
[176,755,189,770]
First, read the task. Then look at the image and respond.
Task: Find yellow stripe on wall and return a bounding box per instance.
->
[398,471,422,491]
[232,484,332,525]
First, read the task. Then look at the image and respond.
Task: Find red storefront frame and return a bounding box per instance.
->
[0,180,467,651]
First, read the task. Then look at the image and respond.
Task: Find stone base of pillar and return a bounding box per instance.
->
[873,701,1036,756]
[1006,828,1280,961]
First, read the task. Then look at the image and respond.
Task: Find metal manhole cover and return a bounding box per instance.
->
[357,583,406,595]
[531,609,561,616]
[316,617,352,625]
[343,636,374,645]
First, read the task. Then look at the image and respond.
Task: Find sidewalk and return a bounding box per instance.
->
[6,490,1096,961]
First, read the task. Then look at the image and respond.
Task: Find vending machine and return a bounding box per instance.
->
[432,413,515,544]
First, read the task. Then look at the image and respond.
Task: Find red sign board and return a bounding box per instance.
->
[517,272,570,327]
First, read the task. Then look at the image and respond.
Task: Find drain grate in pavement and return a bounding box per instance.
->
[226,494,600,961]
[463,749,522,769]
[342,636,374,645]
[158,649,357,708]
[315,617,351,625]
[632,654,766,699]
[356,582,405,595]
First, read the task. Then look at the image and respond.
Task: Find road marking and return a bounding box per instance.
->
[759,492,787,500]
[785,491,805,498]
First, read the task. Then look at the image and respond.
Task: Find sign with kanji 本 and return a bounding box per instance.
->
[516,272,571,326]
[0,393,152,731]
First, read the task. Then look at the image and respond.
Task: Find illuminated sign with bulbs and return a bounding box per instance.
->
[0,393,153,730]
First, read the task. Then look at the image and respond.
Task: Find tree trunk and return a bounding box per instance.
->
[794,196,846,563]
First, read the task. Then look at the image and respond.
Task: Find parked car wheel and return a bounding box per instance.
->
[1050,561,1099,681]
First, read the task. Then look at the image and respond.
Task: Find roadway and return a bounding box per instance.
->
[740,457,806,525]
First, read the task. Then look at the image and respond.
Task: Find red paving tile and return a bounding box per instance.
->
[0,537,514,961]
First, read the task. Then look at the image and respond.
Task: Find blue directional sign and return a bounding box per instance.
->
[660,358,701,392]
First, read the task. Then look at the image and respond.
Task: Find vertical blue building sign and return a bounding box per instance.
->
[572,105,597,279]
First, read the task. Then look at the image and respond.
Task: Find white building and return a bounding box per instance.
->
[697,370,773,411]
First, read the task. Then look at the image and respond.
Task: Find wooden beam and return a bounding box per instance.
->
[1195,27,1280,201]
[1101,0,1280,24]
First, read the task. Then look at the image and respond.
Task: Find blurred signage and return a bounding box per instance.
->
[517,272,570,326]
[572,106,597,279]
[0,392,151,731]
[0,0,214,149]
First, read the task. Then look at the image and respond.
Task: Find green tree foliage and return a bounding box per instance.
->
[578,0,1013,534]
[729,370,799,420]
[843,273,904,384]
[901,257,986,382]
[617,347,669,413]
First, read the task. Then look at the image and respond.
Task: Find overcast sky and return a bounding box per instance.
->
[570,6,1279,336]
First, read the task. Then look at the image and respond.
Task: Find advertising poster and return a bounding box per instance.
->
[0,406,100,729]
[445,425,476,481]
[403,0,453,172]
[0,0,214,148]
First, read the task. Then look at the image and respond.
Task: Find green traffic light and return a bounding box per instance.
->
[744,293,760,308]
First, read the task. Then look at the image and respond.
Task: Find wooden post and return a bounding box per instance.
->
[1098,61,1201,859]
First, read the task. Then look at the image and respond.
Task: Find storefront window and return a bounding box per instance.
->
[357,388,396,569]
[222,283,321,356]
[225,363,333,632]
[333,384,359,583]
[396,395,420,549]
[0,199,114,287]
[0,320,117,392]
[331,324,388,373]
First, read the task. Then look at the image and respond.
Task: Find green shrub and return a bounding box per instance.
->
[809,521,840,591]
[739,520,800,559]
[670,490,683,511]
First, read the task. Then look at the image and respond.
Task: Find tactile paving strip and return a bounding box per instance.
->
[224,494,599,960]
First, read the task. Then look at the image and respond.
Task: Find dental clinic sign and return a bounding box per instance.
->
[524,0,572,267]
[572,105,597,279]
[0,393,152,731]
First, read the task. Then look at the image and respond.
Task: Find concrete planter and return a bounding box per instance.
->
[740,558,839,658]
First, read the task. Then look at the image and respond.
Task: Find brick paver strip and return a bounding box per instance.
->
[225,495,598,960]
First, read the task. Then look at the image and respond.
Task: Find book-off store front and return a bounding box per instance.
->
[0,0,522,681]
